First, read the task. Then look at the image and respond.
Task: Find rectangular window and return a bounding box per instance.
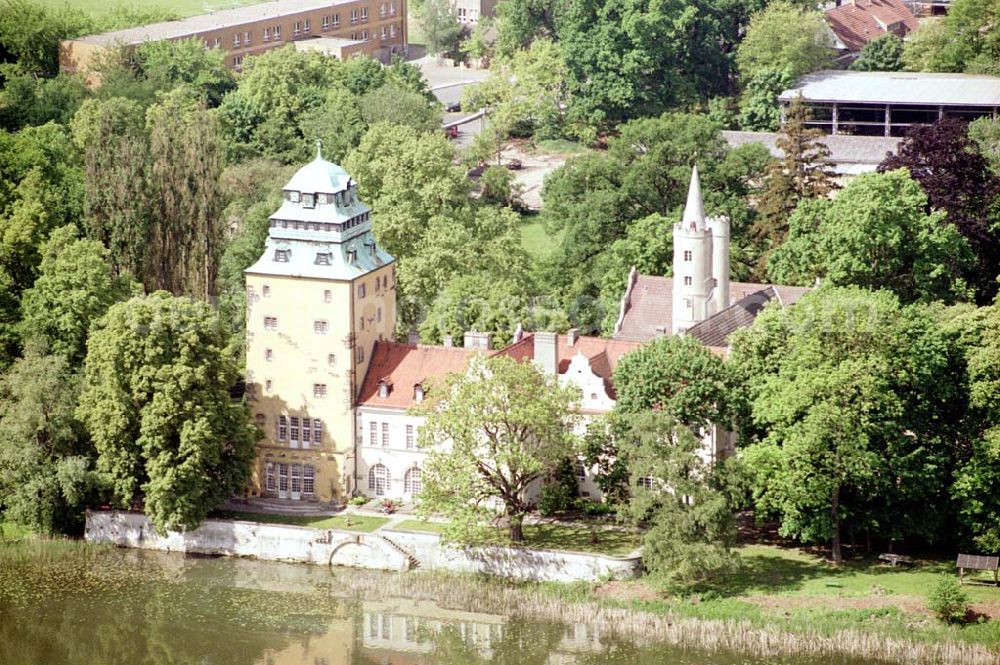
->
[357,283,366,298]
[264,27,271,40]
[214,37,221,47]
[380,3,387,17]
[361,7,368,20]
[264,316,277,330]
[233,33,241,47]
[313,383,327,398]
[313,419,322,445]
[302,418,311,447]
[327,353,336,366]
[265,348,273,362]
[324,289,332,303]
[390,1,396,13]
[406,424,414,449]
[333,13,340,26]
[265,379,272,392]
[244,30,251,45]
[274,249,289,262]
[303,465,315,495]
[322,15,330,29]
[376,307,382,322]
[290,416,300,443]
[303,193,315,208]
[683,250,692,261]
[293,21,302,35]
[290,464,302,494]
[233,55,243,70]
[390,24,396,37]
[265,463,276,492]
[263,285,271,297]
[351,8,358,22]
[369,421,377,446]
[381,25,387,39]
[381,422,389,447]
[277,415,288,441]
[684,276,692,286]
[315,252,331,265]
[274,25,281,40]
[303,18,310,32]
[314,320,328,334]
[356,346,364,363]
[362,29,368,40]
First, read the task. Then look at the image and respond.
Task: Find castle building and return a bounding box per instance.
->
[245,145,396,503]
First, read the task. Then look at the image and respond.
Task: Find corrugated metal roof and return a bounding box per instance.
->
[74,0,349,46]
[722,131,899,167]
[780,70,1000,107]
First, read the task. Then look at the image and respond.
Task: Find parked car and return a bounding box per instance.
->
[445,125,459,139]
[445,101,462,113]
[506,159,523,171]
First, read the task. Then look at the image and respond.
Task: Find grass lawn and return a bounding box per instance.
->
[60,0,272,20]
[0,521,32,541]
[391,519,639,556]
[211,510,389,533]
[520,214,561,259]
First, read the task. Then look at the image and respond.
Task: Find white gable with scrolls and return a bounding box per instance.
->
[559,352,616,413]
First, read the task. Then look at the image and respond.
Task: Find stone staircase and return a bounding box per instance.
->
[223,497,340,517]
[380,534,421,569]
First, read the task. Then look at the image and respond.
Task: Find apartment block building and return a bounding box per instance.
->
[60,0,407,74]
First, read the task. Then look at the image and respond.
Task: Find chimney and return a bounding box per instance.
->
[567,328,579,346]
[443,335,453,347]
[533,332,558,375]
[463,331,491,350]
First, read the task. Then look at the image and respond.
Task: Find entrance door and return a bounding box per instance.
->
[290,464,302,501]
[278,463,289,499]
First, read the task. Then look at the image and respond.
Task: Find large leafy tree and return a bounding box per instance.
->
[735,1,833,82]
[0,347,99,534]
[880,117,1000,303]
[421,0,464,55]
[730,287,960,560]
[850,33,904,72]
[901,0,1000,74]
[77,292,258,533]
[19,224,133,364]
[416,354,579,542]
[419,273,531,346]
[768,168,974,304]
[133,38,236,107]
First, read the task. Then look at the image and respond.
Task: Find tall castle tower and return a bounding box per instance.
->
[672,165,730,333]
[245,145,396,502]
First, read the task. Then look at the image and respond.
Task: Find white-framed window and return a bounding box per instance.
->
[233,55,243,70]
[684,297,692,309]
[262,284,271,297]
[381,25,388,39]
[351,8,359,23]
[264,27,271,41]
[274,25,281,40]
[389,0,396,13]
[290,416,300,443]
[312,419,322,445]
[390,24,396,37]
[332,13,340,26]
[214,37,221,47]
[302,418,311,447]
[277,415,288,441]
[328,353,336,366]
[361,29,368,40]
[233,33,241,47]
[314,320,328,334]
[303,465,315,494]
[404,467,422,494]
[575,464,586,480]
[381,422,389,447]
[293,20,302,35]
[405,424,414,448]
[313,383,327,398]
[264,316,277,330]
[265,462,276,492]
[683,276,692,286]
[290,464,302,494]
[304,18,311,32]
[244,30,251,45]
[369,421,378,446]
[303,193,315,208]
[265,348,273,362]
[368,464,390,495]
[457,7,466,21]
[380,2,387,17]
[324,289,332,303]
[322,15,330,29]
[360,7,368,20]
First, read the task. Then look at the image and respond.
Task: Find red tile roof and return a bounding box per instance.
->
[357,341,478,408]
[824,0,917,53]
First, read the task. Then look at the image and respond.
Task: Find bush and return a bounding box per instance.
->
[537,458,580,516]
[348,496,369,506]
[578,498,616,517]
[927,575,969,624]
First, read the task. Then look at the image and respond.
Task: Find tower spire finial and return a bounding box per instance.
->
[683,164,705,227]
[315,137,323,160]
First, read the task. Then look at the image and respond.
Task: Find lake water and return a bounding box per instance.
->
[0,546,855,665]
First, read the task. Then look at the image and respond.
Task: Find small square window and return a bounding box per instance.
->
[303,193,315,208]
[684,276,692,286]
[274,249,290,262]
[315,252,331,265]
[313,384,327,398]
[683,250,692,261]
[264,316,277,331]
[289,191,300,202]
[314,320,328,334]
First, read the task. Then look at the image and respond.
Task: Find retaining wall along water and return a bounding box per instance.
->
[84,510,643,583]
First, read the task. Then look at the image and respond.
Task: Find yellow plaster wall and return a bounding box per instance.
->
[245,262,395,502]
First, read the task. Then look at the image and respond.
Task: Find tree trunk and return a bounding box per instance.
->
[831,485,842,563]
[509,514,525,543]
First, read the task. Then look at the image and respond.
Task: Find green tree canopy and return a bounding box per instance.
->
[768,168,974,304]
[736,1,833,82]
[77,292,257,532]
[850,33,904,72]
[901,0,1000,74]
[416,354,579,542]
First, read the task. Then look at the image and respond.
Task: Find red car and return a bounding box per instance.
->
[445,126,459,139]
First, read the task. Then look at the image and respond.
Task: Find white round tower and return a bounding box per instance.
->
[672,165,714,334]
[707,215,731,316]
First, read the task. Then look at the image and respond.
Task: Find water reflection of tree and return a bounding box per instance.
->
[424,617,564,665]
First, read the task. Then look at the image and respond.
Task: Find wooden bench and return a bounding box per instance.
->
[878,553,914,567]
[957,553,999,586]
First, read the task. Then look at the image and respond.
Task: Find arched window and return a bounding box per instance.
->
[368,464,390,496]
[404,467,422,495]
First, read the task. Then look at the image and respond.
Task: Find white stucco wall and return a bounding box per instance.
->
[356,407,429,500]
[85,511,643,583]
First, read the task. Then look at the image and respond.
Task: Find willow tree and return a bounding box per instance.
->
[416,354,579,542]
[147,88,225,299]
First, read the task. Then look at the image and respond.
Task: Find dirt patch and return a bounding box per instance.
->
[594,580,661,603]
[970,601,1000,620]
[743,593,931,617]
